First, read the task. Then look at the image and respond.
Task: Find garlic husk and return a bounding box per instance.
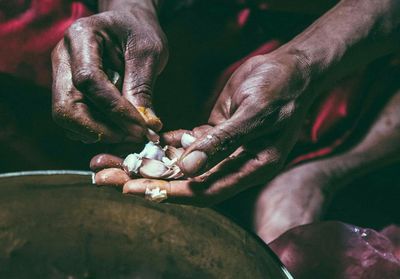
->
[139,142,165,160]
[165,146,185,161]
[163,165,183,179]
[123,153,142,175]
[181,133,196,148]
[145,187,168,203]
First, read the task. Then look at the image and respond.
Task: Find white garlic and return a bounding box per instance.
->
[139,159,169,179]
[161,156,177,167]
[123,153,142,175]
[139,141,165,160]
[122,141,184,180]
[145,187,168,203]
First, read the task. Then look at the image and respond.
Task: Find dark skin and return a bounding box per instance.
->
[52,0,400,205]
[52,0,166,143]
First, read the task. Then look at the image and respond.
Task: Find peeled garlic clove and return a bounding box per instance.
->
[181,133,196,148]
[139,142,165,160]
[123,153,142,175]
[139,158,169,179]
[165,146,185,161]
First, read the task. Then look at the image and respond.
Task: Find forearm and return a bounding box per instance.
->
[281,0,400,94]
[98,0,163,14]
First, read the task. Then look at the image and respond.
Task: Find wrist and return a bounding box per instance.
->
[99,0,161,15]
[277,0,400,96]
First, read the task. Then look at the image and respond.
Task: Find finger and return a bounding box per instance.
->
[94,168,130,187]
[161,129,192,147]
[65,23,147,141]
[123,179,208,205]
[90,153,123,171]
[122,144,283,206]
[121,34,168,132]
[161,125,212,147]
[65,130,100,143]
[178,112,264,177]
[52,41,126,143]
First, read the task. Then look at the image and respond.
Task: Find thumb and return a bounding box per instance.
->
[122,50,166,132]
[178,116,255,177]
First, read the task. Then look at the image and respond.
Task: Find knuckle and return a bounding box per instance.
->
[127,35,168,62]
[207,126,237,153]
[129,83,153,99]
[72,68,98,90]
[66,18,90,38]
[106,98,125,114]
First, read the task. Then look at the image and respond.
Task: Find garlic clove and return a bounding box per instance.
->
[139,158,169,179]
[139,141,165,160]
[123,153,142,175]
[163,165,183,179]
[165,146,185,161]
[181,133,196,148]
[145,187,168,203]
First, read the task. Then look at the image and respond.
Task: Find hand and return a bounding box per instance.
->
[122,51,314,206]
[51,9,168,143]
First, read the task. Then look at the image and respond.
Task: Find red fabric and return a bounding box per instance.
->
[0,0,91,87]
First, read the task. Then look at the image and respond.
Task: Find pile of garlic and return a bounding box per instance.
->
[123,141,185,180]
[105,133,196,202]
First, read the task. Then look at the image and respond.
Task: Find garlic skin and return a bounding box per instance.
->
[165,146,184,161]
[181,133,196,148]
[145,187,168,203]
[139,142,165,160]
[123,153,142,175]
[121,141,184,180]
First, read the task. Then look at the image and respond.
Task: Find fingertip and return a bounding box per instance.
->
[94,168,130,187]
[90,153,123,171]
[136,107,163,132]
[123,179,170,194]
[179,150,208,177]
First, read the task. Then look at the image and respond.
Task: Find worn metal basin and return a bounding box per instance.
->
[0,171,292,278]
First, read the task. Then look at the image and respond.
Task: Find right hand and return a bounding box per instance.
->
[51,9,168,143]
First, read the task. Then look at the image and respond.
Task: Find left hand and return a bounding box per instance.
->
[120,50,314,206]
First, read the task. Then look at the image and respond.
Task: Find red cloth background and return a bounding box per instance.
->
[0,0,91,87]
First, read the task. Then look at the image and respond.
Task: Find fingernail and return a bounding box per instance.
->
[181,133,196,148]
[181,151,208,176]
[146,128,160,143]
[137,107,163,131]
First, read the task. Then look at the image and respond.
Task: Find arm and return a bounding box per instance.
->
[98,0,163,14]
[281,0,400,95]
[123,0,400,205]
